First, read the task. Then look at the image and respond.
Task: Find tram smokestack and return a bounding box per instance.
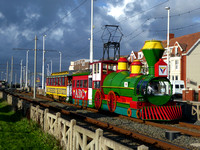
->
[142,40,165,76]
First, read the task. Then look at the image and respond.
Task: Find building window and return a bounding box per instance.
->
[82,62,85,66]
[172,76,174,80]
[175,60,179,70]
[175,46,178,55]
[171,60,174,71]
[175,75,178,80]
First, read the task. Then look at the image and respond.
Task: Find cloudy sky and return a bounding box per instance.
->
[0,0,200,83]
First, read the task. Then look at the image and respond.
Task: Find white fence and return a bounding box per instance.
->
[31,105,134,150]
[0,91,149,150]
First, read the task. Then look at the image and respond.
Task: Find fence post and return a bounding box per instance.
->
[95,128,103,150]
[0,91,3,99]
[70,119,76,150]
[44,108,49,131]
[36,105,40,121]
[17,99,23,110]
[30,104,33,120]
[55,112,61,138]
[137,145,149,150]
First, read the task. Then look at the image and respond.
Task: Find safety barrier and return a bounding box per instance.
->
[0,91,149,150]
[190,102,200,121]
[33,106,134,150]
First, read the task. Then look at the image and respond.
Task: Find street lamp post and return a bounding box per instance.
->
[33,35,37,99]
[42,35,46,90]
[90,0,94,65]
[47,64,49,76]
[20,59,23,88]
[59,51,62,72]
[50,60,52,74]
[25,50,29,88]
[165,6,170,80]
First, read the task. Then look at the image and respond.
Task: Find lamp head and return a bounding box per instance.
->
[165,7,170,10]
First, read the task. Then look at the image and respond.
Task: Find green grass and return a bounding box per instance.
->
[0,100,61,150]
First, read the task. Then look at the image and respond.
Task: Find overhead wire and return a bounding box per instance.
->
[123,6,200,41]
[40,0,88,36]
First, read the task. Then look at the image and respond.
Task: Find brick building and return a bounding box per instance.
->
[69,59,90,72]
[128,32,200,100]
[162,32,200,93]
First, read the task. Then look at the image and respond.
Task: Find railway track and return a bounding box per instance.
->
[6,90,200,149]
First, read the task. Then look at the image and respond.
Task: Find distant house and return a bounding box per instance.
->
[128,32,200,95]
[162,32,200,93]
[69,59,90,72]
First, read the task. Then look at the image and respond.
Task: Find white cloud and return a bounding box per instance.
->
[50,28,64,41]
[57,9,75,26]
[106,0,135,19]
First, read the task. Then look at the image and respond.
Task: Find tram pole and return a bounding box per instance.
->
[33,35,37,99]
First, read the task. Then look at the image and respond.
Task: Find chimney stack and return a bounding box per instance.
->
[169,33,174,40]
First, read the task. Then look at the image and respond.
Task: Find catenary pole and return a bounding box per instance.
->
[33,35,37,99]
[25,50,29,88]
[90,0,94,64]
[42,35,46,89]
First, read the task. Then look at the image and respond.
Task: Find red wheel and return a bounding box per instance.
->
[136,110,141,119]
[127,108,132,117]
[107,91,117,112]
[94,90,102,109]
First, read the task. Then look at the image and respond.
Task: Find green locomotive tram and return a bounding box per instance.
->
[93,40,182,121]
[46,40,182,121]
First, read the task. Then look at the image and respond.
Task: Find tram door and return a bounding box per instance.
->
[66,76,72,102]
[88,75,93,106]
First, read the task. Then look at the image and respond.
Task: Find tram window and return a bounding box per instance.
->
[62,77,65,86]
[55,78,57,86]
[103,64,107,74]
[97,63,99,73]
[73,80,76,87]
[141,81,148,95]
[65,77,67,86]
[93,64,96,74]
[83,80,88,88]
[89,78,92,88]
[77,80,79,88]
[53,78,56,85]
[59,78,62,86]
[80,80,83,88]
[94,81,100,89]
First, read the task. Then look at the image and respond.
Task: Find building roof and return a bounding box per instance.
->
[162,32,200,52]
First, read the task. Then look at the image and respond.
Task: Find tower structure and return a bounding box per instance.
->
[101,25,123,60]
